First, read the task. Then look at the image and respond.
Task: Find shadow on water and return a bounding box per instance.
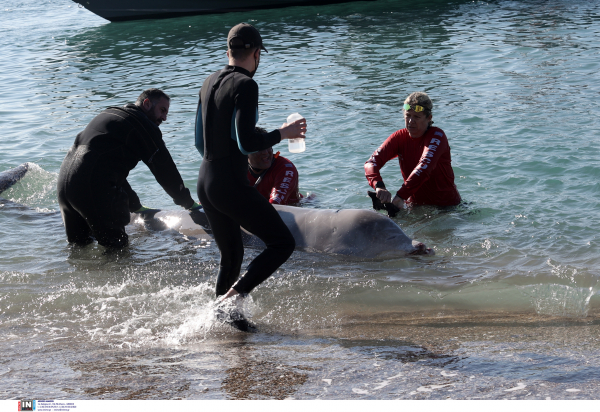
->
[337,337,459,365]
[328,309,600,385]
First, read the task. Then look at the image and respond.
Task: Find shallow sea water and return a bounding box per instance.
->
[1,0,600,400]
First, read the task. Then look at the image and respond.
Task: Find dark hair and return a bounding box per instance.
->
[135,88,170,106]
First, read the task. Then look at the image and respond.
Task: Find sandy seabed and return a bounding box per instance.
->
[7,308,600,400]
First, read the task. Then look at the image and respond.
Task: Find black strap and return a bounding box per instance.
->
[249,158,275,188]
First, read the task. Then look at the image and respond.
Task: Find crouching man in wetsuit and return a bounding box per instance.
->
[57,88,200,248]
[195,23,306,331]
[247,128,302,206]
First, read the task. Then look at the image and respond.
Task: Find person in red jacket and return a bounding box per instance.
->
[365,91,461,209]
[247,128,302,205]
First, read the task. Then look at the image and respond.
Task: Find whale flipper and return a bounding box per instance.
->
[0,163,29,195]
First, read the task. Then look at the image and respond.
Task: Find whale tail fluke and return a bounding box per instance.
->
[0,163,30,195]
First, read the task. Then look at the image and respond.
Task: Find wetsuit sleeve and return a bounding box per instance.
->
[140,135,195,210]
[364,131,401,188]
[123,179,142,212]
[234,80,281,154]
[397,130,450,200]
[195,97,204,157]
[268,160,299,205]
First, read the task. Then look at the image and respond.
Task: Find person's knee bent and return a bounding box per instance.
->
[280,227,295,251]
[266,232,295,262]
[281,233,295,259]
[60,203,93,245]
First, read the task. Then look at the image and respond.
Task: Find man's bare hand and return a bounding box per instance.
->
[279,118,306,140]
[376,187,392,204]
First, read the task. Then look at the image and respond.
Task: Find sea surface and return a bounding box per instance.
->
[1,0,600,400]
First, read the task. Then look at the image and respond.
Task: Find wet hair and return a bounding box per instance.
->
[135,88,170,106]
[404,91,433,126]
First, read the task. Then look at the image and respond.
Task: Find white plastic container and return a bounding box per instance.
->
[287,112,306,153]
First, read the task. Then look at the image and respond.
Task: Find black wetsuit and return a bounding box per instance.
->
[195,65,295,296]
[57,104,194,248]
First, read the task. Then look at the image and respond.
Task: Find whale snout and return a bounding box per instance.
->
[409,242,435,256]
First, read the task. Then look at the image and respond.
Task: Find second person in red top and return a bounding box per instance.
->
[365,91,461,209]
[247,127,302,205]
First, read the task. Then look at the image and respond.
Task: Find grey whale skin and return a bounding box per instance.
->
[1,163,432,258]
[0,163,29,194]
[141,206,433,259]
[249,205,432,258]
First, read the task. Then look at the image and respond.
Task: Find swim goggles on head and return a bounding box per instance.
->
[403,103,428,112]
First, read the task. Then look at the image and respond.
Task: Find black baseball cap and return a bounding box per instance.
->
[227,23,268,53]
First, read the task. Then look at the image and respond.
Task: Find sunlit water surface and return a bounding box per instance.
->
[1,0,600,400]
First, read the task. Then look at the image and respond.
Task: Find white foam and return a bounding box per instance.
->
[373,381,390,390]
[504,382,527,392]
[417,384,453,392]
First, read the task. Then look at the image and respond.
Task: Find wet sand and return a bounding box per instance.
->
[8,308,599,400]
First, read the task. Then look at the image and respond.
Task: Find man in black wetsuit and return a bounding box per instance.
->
[57,88,200,248]
[195,23,306,331]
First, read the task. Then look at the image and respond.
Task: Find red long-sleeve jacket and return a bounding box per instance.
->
[364,127,461,206]
[247,155,302,205]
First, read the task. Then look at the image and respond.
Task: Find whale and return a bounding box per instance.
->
[240,205,432,258]
[1,163,433,258]
[132,204,433,258]
[0,163,29,194]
